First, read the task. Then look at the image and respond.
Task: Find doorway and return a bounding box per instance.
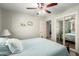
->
[56,20,63,44]
[46,20,51,40]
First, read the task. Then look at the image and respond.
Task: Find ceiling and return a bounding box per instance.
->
[0,3,79,17]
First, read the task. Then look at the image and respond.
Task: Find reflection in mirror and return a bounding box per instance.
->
[56,20,63,45]
[65,15,75,49]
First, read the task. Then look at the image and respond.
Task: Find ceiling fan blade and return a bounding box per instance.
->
[26,7,37,9]
[47,3,58,7]
[45,10,51,13]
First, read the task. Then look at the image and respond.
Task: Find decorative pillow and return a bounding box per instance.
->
[0,38,11,56]
[6,38,23,54]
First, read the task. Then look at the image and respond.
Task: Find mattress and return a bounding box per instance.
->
[10,38,69,56]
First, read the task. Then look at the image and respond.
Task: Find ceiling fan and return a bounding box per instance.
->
[26,3,58,14]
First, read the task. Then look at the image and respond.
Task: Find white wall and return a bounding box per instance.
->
[0,9,2,32]
[1,9,45,39]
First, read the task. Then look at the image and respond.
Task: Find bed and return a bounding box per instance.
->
[65,33,75,42]
[10,38,69,56]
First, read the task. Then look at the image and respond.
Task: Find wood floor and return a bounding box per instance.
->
[70,50,79,56]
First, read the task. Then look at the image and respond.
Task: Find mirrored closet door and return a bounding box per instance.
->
[64,14,76,50]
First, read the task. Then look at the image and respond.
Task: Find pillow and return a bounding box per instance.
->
[0,38,7,46]
[0,38,11,56]
[6,38,23,54]
[0,45,11,56]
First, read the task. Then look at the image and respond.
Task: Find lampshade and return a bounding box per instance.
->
[1,29,11,36]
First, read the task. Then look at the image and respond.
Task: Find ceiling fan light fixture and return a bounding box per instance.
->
[36,10,46,15]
